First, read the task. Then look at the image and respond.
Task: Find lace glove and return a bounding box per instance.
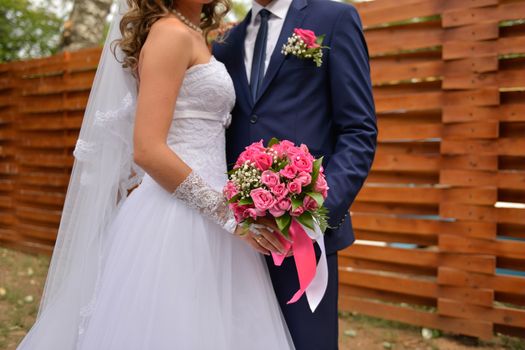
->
[172,171,237,234]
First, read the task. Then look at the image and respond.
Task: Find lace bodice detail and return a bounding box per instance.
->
[145,56,236,190]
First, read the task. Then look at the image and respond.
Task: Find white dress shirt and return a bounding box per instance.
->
[244,0,293,83]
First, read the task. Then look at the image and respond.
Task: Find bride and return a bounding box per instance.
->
[17,0,294,349]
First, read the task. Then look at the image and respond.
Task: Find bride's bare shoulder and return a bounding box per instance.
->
[143,17,193,54]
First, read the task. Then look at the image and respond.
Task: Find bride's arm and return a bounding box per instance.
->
[132,20,236,233]
[133,19,193,190]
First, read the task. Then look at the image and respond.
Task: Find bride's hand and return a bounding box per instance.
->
[234,225,286,256]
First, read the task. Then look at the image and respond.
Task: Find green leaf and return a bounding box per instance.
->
[275,214,292,238]
[315,34,326,46]
[306,192,324,207]
[311,156,324,185]
[267,137,280,147]
[227,193,241,203]
[238,197,254,206]
[291,197,303,211]
[297,211,314,230]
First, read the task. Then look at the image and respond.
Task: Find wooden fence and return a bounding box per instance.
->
[1,0,524,340]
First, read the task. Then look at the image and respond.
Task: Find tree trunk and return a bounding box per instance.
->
[61,0,114,51]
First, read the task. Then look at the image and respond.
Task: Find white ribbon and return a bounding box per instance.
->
[300,222,329,313]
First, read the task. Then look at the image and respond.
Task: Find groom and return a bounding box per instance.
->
[214,0,376,348]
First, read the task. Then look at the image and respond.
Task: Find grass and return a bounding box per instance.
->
[1,247,525,350]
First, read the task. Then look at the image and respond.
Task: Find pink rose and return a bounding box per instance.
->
[287,180,303,195]
[230,203,248,222]
[261,170,280,188]
[269,198,292,217]
[286,146,302,157]
[235,140,266,168]
[290,205,305,217]
[294,28,319,49]
[269,206,286,217]
[271,183,289,199]
[296,172,312,186]
[254,152,273,171]
[245,207,266,220]
[250,188,276,211]
[223,181,238,200]
[280,164,297,179]
[303,196,318,211]
[314,174,329,199]
[291,153,313,173]
[246,140,266,152]
[276,197,292,211]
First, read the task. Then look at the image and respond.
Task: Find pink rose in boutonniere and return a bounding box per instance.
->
[281,28,329,67]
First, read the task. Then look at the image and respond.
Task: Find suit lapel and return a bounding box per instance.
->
[255,0,308,105]
[229,12,253,109]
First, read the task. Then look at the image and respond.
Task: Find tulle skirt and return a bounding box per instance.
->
[18,174,294,350]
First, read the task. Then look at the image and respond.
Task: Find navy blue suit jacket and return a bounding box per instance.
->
[214,0,377,254]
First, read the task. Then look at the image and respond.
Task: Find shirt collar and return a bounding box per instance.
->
[251,0,293,22]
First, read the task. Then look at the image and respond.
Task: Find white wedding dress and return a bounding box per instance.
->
[17,57,294,350]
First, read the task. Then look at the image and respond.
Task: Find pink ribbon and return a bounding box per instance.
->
[271,219,317,305]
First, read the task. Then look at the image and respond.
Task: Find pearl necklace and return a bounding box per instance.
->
[172,9,203,34]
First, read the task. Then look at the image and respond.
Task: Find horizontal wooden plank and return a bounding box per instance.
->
[340,296,493,339]
[440,169,525,190]
[339,283,435,307]
[340,268,437,298]
[16,206,62,225]
[357,186,441,204]
[441,154,498,171]
[18,134,77,148]
[378,120,441,140]
[371,58,443,84]
[341,243,495,273]
[442,121,499,139]
[441,138,525,156]
[339,255,436,276]
[375,91,442,113]
[438,267,525,295]
[440,203,525,225]
[371,153,440,172]
[443,88,500,106]
[442,2,525,28]
[439,234,525,260]
[17,116,82,131]
[16,189,65,206]
[443,36,525,60]
[367,22,443,56]
[439,298,525,328]
[443,68,525,90]
[351,213,496,239]
[17,153,74,168]
[443,103,525,123]
[16,223,57,241]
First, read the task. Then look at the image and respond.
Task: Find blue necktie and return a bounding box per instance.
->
[250,9,271,101]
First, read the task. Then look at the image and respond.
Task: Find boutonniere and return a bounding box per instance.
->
[281,28,329,67]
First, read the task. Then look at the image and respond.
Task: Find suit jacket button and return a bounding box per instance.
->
[250,114,258,124]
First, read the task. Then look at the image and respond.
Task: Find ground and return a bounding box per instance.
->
[1,247,524,350]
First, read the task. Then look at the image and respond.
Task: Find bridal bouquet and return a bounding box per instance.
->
[224,138,329,312]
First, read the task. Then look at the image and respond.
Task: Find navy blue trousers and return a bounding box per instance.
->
[265,250,339,350]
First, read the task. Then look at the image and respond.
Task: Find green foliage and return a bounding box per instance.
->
[275,213,291,237]
[231,2,249,21]
[0,0,63,62]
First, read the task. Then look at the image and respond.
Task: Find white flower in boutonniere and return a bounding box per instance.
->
[281,28,329,67]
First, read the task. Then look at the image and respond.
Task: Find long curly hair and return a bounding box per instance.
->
[114,0,231,73]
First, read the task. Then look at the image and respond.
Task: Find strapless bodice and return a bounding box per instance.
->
[144,56,236,190]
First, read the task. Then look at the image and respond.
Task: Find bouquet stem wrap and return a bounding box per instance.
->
[271,219,328,312]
